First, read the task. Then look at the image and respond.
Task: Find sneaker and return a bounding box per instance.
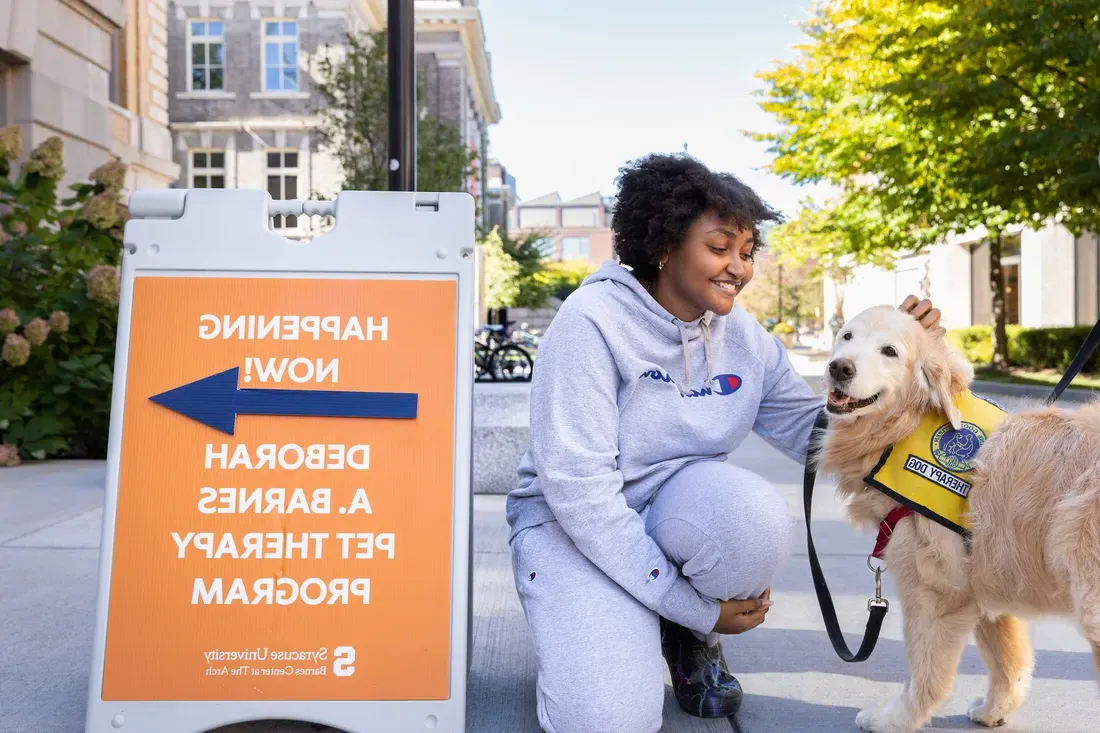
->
[659,616,743,718]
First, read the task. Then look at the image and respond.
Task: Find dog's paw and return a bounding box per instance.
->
[968,696,1009,727]
[856,706,911,733]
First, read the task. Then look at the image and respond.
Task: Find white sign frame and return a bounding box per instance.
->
[85,189,475,733]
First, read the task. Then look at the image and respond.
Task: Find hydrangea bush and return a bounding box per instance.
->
[0,127,128,465]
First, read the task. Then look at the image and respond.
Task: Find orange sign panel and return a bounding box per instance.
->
[102,275,458,701]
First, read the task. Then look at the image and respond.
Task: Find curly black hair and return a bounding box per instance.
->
[610,153,783,282]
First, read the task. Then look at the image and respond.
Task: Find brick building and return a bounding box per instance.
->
[509,190,615,266]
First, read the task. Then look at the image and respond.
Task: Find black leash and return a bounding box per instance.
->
[803,409,888,663]
[1046,318,1100,405]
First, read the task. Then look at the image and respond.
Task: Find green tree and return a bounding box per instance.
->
[749,0,1100,368]
[314,29,478,193]
[765,201,859,321]
[477,227,557,324]
[481,228,522,313]
[738,245,822,330]
[875,0,1100,235]
[871,0,1100,366]
[499,229,556,309]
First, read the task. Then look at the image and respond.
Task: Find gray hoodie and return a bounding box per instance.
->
[505,260,825,633]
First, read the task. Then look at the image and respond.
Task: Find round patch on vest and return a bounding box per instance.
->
[930,421,986,473]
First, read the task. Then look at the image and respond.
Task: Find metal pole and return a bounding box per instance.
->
[388,0,416,191]
[777,264,783,322]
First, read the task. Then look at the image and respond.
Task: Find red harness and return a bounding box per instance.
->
[871,505,913,560]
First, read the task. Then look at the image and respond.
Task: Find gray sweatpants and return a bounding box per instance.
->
[509,459,795,733]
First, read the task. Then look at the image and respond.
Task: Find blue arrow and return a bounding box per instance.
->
[148,367,417,435]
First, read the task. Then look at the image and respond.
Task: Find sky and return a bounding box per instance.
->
[476,0,834,218]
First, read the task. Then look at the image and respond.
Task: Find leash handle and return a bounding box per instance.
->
[804,409,888,663]
[1047,318,1100,405]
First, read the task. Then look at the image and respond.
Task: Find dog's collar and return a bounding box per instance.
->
[871,505,913,560]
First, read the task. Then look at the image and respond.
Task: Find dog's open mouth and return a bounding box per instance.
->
[826,389,881,414]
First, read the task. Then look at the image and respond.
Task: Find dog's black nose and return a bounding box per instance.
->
[828,358,856,382]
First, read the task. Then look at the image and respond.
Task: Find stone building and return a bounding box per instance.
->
[0,0,178,191]
[165,0,500,236]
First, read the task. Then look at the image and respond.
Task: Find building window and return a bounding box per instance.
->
[532,237,555,260]
[560,236,591,261]
[191,151,225,188]
[264,21,299,91]
[562,207,599,228]
[188,20,225,91]
[267,150,299,228]
[518,208,557,229]
[108,30,123,105]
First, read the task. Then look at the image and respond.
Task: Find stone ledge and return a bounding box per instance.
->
[472,425,527,495]
[472,385,530,495]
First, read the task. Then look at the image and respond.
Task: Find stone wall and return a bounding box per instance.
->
[0,0,126,190]
[167,1,349,123]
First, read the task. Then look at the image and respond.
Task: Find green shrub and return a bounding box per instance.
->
[948,324,1097,374]
[534,260,595,302]
[947,325,1024,364]
[947,325,993,364]
[1013,326,1100,373]
[0,127,128,465]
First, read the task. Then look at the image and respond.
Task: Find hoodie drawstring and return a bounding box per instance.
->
[701,314,714,383]
[675,321,692,396]
[674,314,715,395]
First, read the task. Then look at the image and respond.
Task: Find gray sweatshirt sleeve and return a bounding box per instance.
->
[752,334,827,463]
[527,305,721,634]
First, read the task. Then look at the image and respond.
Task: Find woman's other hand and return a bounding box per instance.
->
[899,295,943,332]
[713,587,773,635]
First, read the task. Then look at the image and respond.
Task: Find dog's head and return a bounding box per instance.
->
[824,306,974,430]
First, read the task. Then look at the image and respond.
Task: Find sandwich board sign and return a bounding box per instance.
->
[85,189,475,733]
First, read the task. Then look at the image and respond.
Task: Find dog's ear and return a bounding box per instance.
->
[920,347,972,431]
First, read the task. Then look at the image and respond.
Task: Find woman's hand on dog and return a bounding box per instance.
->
[899,295,943,332]
[713,587,773,635]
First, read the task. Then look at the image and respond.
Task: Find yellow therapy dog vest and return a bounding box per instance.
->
[864,391,1008,537]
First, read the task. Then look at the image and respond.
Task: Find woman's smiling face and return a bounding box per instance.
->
[655,211,757,321]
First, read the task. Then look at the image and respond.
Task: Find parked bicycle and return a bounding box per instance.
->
[474,321,534,382]
[509,322,542,352]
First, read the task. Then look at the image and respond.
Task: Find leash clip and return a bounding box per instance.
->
[867,555,889,612]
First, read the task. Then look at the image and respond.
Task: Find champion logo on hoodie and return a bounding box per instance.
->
[639,370,743,398]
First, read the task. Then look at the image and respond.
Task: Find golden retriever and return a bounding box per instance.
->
[814,304,1100,733]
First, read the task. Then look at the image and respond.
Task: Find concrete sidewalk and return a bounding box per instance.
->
[2,385,1097,732]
